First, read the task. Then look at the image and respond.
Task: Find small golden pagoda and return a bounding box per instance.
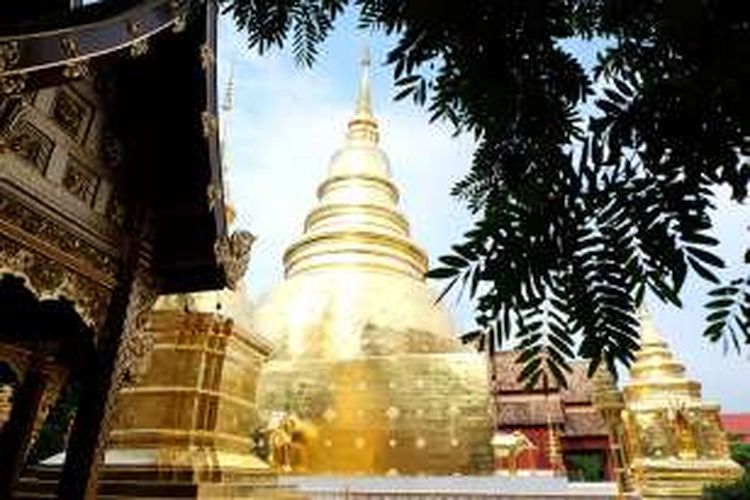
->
[620,310,742,497]
[107,289,273,479]
[253,51,494,475]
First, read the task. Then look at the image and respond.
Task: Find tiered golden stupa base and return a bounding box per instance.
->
[104,292,277,498]
[257,352,494,475]
[631,457,743,498]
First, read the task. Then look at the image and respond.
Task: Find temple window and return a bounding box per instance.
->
[6,120,55,174]
[62,156,99,205]
[50,89,92,142]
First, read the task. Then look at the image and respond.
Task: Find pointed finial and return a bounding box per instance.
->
[638,305,664,345]
[355,42,373,117]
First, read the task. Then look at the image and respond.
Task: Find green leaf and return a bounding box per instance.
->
[439,255,469,268]
[425,267,459,279]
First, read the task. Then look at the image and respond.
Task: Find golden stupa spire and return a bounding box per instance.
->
[347,43,379,144]
[624,307,700,408]
[281,47,428,280]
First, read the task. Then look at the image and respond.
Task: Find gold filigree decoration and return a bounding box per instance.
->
[116,268,158,387]
[60,36,90,80]
[126,19,149,58]
[94,266,157,462]
[170,0,187,33]
[51,89,88,139]
[0,195,117,277]
[206,182,221,210]
[62,156,100,205]
[0,41,20,71]
[0,233,110,330]
[0,41,25,94]
[214,230,256,289]
[6,119,54,173]
[200,43,215,70]
[130,38,149,58]
[201,110,218,139]
[173,14,187,33]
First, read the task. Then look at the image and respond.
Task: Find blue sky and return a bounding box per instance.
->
[218,10,750,411]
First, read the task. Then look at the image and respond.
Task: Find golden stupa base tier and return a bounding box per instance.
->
[257,352,494,475]
[104,304,276,497]
[631,457,743,498]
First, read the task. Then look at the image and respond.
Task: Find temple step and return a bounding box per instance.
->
[16,464,284,499]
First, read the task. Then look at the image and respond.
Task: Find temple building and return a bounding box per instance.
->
[253,52,494,475]
[0,2,250,498]
[492,352,614,479]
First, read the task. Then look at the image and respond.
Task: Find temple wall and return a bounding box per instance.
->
[0,82,126,333]
[258,352,494,475]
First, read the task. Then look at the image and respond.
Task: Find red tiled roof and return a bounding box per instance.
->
[721,413,750,438]
[496,397,565,426]
[492,351,595,402]
[563,408,608,437]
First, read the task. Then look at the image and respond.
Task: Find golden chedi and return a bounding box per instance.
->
[620,310,742,498]
[107,287,273,479]
[254,53,493,475]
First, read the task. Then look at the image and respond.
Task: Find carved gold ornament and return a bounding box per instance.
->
[170,0,187,33]
[0,41,20,72]
[0,41,26,95]
[0,234,110,330]
[214,230,256,289]
[206,182,221,210]
[60,36,90,80]
[116,268,158,387]
[0,195,117,278]
[126,19,149,58]
[201,110,218,139]
[200,43,215,70]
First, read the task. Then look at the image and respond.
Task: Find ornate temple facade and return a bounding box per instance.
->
[0,2,249,498]
[253,53,494,475]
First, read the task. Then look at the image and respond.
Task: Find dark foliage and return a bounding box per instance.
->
[220,0,750,386]
[703,472,750,500]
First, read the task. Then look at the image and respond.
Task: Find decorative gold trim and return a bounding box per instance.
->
[215,230,256,289]
[201,110,218,139]
[60,36,90,80]
[0,235,110,329]
[130,38,150,58]
[200,43,215,70]
[0,41,25,95]
[171,0,188,33]
[0,194,118,280]
[206,182,221,210]
[0,41,20,71]
[0,7,182,78]
[0,0,175,42]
